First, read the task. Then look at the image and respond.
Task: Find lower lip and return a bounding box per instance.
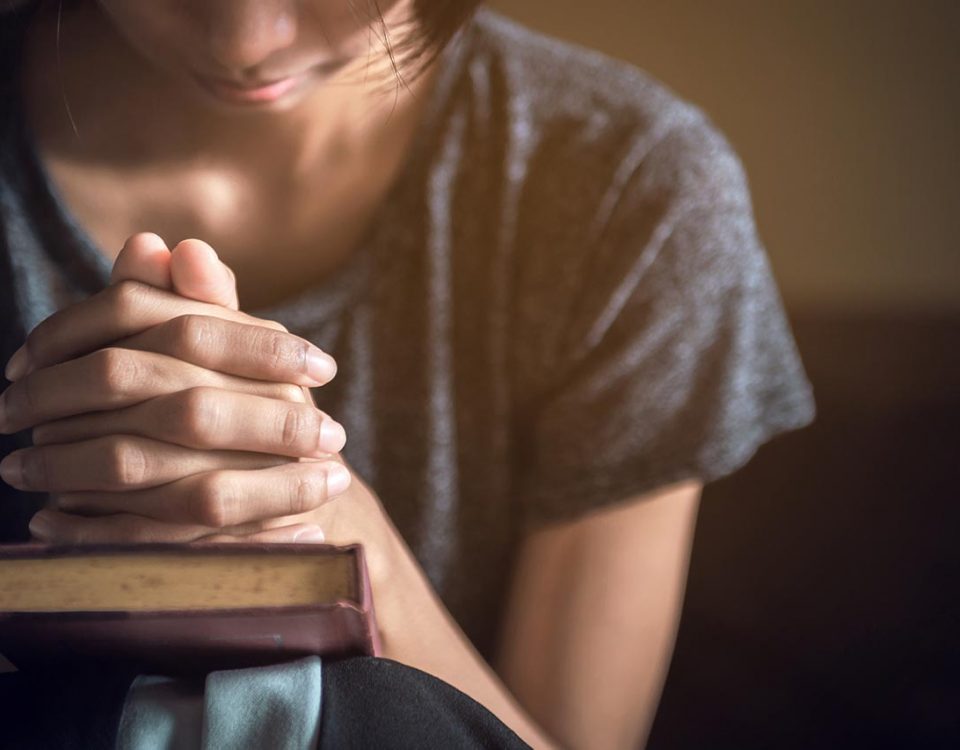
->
[197,73,306,105]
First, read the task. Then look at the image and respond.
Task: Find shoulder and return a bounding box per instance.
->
[461,9,751,212]
[468,8,681,126]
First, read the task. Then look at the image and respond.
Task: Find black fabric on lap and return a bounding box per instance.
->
[319,657,530,749]
[0,657,529,749]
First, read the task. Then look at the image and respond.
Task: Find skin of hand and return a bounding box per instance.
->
[0,233,357,544]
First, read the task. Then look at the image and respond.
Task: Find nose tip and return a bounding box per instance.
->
[207,5,297,74]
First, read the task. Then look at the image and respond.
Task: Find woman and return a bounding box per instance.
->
[0,1,815,747]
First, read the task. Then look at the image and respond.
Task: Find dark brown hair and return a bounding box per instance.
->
[385,0,484,80]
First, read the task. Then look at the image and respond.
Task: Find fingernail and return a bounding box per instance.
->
[305,347,337,384]
[318,420,346,453]
[5,345,29,381]
[0,452,22,487]
[326,463,351,496]
[293,526,326,543]
[29,511,54,541]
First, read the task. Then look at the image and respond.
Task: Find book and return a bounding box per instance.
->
[0,542,380,675]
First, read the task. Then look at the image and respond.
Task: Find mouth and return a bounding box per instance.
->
[193,71,309,105]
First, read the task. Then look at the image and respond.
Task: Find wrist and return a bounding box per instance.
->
[294,467,400,588]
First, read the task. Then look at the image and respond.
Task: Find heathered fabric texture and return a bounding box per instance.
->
[0,8,814,659]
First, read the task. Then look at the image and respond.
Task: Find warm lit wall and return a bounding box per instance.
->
[488,1,960,315]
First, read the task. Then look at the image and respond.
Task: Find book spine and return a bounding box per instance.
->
[354,544,382,657]
[0,605,375,674]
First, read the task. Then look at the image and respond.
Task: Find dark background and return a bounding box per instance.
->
[491,2,960,747]
[653,316,959,749]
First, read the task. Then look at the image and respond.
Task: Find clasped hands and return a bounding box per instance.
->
[0,234,359,545]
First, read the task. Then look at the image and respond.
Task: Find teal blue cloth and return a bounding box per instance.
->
[116,657,323,750]
[115,675,204,750]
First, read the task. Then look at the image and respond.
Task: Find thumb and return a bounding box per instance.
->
[169,239,240,310]
[110,233,173,289]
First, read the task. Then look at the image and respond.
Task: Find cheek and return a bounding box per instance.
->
[95,0,197,75]
[305,0,416,55]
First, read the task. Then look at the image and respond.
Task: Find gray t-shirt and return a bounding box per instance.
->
[0,8,814,659]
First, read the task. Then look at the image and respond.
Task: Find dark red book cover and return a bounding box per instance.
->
[0,542,381,675]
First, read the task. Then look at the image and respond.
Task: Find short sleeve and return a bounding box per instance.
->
[514,120,816,529]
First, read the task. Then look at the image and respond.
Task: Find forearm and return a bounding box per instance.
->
[500,541,685,749]
[311,477,558,749]
[495,481,701,749]
[375,521,558,748]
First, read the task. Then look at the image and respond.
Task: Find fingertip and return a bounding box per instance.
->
[111,232,172,288]
[292,525,326,543]
[171,239,240,310]
[124,232,169,254]
[208,524,327,544]
[31,424,49,446]
[326,463,351,496]
[4,343,29,381]
[306,347,338,385]
[28,510,55,542]
[172,238,219,264]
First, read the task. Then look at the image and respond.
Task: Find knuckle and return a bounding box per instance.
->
[195,472,232,527]
[171,315,214,358]
[279,406,317,450]
[289,472,320,516]
[260,329,304,373]
[95,347,141,399]
[104,437,148,487]
[176,387,221,446]
[110,279,150,318]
